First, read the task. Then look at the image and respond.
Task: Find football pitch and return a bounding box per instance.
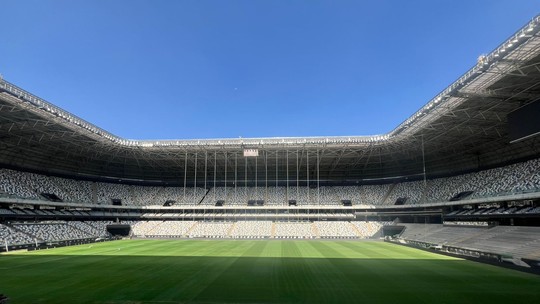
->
[1,239,539,303]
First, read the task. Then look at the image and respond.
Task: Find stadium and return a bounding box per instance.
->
[2,7,540,304]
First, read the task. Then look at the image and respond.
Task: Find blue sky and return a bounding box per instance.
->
[1,1,539,139]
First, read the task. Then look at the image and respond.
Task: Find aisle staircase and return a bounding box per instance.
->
[5,223,42,242]
[349,222,363,238]
[227,222,237,237]
[381,184,397,205]
[311,223,320,239]
[183,221,199,237]
[68,222,98,237]
[147,221,164,235]
[197,189,211,205]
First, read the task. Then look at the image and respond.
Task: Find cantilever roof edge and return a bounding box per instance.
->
[1,14,539,148]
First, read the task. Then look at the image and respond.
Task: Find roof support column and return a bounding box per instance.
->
[183,152,187,203]
[224,151,228,203]
[193,152,197,203]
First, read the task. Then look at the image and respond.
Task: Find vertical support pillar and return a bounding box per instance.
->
[275,150,278,188]
[296,149,299,202]
[255,153,258,200]
[265,151,268,202]
[193,152,198,203]
[183,152,187,203]
[224,151,228,203]
[204,151,208,190]
[306,150,309,205]
[286,150,289,203]
[317,149,320,220]
[213,151,217,202]
[245,154,248,201]
[422,135,427,204]
[235,152,238,204]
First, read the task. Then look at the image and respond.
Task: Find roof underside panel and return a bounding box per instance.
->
[1,17,540,184]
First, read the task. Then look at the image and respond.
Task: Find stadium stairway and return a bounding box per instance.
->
[271,222,276,239]
[196,189,211,205]
[419,186,428,205]
[90,183,98,204]
[332,191,340,205]
[147,221,164,236]
[183,221,199,237]
[67,222,95,237]
[5,223,40,242]
[381,184,396,205]
[153,187,167,206]
[81,221,106,236]
[349,222,363,238]
[227,222,237,237]
[311,223,320,239]
[52,178,71,202]
[370,223,385,239]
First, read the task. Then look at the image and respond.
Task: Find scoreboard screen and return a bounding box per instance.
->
[243,149,259,157]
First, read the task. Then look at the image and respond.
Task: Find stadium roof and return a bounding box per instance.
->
[1,15,540,185]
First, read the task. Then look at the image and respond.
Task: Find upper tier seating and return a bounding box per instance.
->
[0,158,539,206]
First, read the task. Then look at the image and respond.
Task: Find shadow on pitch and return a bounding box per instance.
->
[0,254,539,304]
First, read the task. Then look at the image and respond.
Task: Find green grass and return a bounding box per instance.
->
[1,239,539,303]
